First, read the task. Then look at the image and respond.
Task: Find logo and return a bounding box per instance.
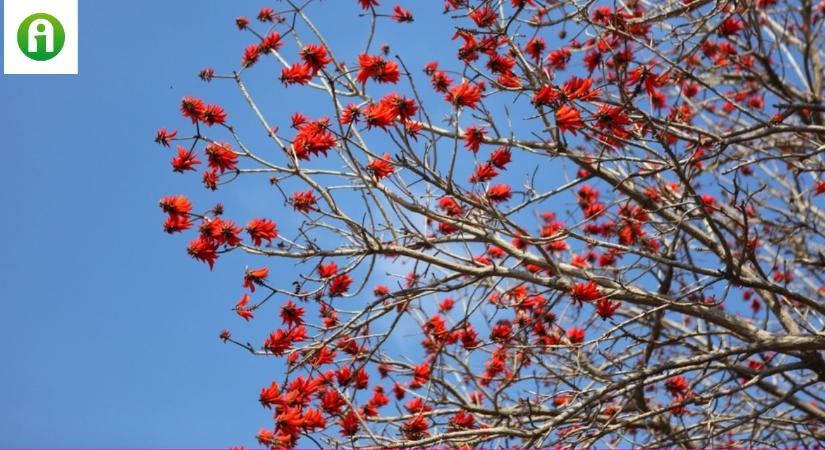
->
[4,0,78,75]
[17,13,65,61]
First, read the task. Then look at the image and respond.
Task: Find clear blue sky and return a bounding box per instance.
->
[0,1,456,447]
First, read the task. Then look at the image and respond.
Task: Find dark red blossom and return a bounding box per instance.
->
[292,190,318,212]
[570,281,603,306]
[243,267,269,292]
[201,104,227,126]
[555,104,584,135]
[280,300,305,328]
[446,80,483,109]
[242,44,260,67]
[391,5,413,22]
[159,195,192,217]
[180,96,205,123]
[281,63,314,86]
[205,142,238,173]
[235,293,254,321]
[155,128,177,147]
[328,274,353,297]
[246,218,278,246]
[463,125,486,153]
[357,54,400,84]
[187,237,219,269]
[486,184,512,203]
[367,153,395,180]
[300,44,332,74]
[171,147,201,172]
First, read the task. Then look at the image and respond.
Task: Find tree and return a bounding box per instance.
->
[154,0,825,447]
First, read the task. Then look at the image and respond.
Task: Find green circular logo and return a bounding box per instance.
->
[17,13,65,61]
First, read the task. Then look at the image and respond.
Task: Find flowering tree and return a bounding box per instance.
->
[154,0,825,447]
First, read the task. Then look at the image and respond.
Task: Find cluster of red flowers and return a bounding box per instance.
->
[180,97,228,126]
[356,54,400,85]
[290,117,338,160]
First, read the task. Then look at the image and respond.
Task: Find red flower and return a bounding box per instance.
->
[367,287,389,301]
[356,54,400,84]
[180,96,205,123]
[301,408,326,432]
[202,104,227,126]
[489,146,512,169]
[280,300,305,328]
[243,267,269,292]
[547,48,571,70]
[202,169,218,191]
[570,281,603,306]
[259,32,283,52]
[204,217,243,246]
[155,128,177,147]
[291,118,338,160]
[439,297,455,312]
[338,410,360,437]
[275,406,304,437]
[340,104,361,124]
[391,5,414,22]
[259,381,280,408]
[300,44,332,74]
[718,16,744,36]
[159,195,192,217]
[367,153,395,180]
[205,142,238,173]
[815,181,825,195]
[524,37,546,62]
[256,428,274,447]
[318,262,338,278]
[430,70,453,93]
[263,329,294,355]
[486,184,512,203]
[246,218,278,246]
[381,93,418,121]
[463,125,487,153]
[470,163,499,183]
[409,363,431,388]
[446,80,483,109]
[257,7,275,22]
[363,102,397,130]
[401,415,430,440]
[595,297,621,319]
[449,411,476,431]
[665,376,690,396]
[329,273,353,297]
[241,44,260,67]
[358,0,379,10]
[532,84,559,106]
[187,237,219,269]
[235,17,249,30]
[555,104,584,135]
[281,63,313,86]
[566,327,585,344]
[292,189,318,212]
[171,146,201,173]
[562,76,599,101]
[438,196,463,216]
[235,293,254,321]
[469,6,498,27]
[163,215,192,234]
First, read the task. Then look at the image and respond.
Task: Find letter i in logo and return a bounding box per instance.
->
[18,13,65,61]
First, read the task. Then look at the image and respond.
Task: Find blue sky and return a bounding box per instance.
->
[0,1,460,447]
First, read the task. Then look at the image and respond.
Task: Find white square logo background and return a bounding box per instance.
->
[4,0,78,74]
